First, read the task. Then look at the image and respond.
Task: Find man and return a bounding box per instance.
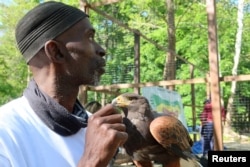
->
[0,1,128,167]
[200,99,225,157]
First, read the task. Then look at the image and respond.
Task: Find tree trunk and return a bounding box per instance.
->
[225,0,244,132]
[164,0,176,90]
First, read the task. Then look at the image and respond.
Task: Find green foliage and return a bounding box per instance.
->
[86,0,250,127]
[0,0,39,104]
[1,0,250,129]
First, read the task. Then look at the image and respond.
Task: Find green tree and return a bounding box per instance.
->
[86,0,250,126]
[0,0,39,104]
[1,0,250,129]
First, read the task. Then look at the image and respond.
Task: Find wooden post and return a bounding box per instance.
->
[134,30,140,94]
[206,73,210,99]
[206,0,223,151]
[80,0,90,15]
[79,86,88,105]
[101,93,106,106]
[190,65,197,141]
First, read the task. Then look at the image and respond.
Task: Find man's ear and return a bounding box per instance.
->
[44,40,65,63]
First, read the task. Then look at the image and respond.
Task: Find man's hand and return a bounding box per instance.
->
[78,104,128,167]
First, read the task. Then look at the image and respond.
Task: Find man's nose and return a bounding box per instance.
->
[96,44,106,57]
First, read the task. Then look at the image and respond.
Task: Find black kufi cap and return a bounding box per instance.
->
[15,1,88,62]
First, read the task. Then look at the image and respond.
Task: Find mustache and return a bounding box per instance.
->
[96,57,106,67]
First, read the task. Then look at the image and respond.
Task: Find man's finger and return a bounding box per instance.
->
[117,131,128,146]
[106,123,126,132]
[92,104,119,117]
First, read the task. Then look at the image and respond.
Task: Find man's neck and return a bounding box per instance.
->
[34,78,79,112]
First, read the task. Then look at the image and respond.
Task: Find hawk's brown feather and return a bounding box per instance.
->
[112,93,194,167]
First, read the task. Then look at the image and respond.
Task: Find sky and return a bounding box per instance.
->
[0,0,12,4]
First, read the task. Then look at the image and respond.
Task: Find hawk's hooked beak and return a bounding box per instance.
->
[112,95,130,107]
[112,96,128,117]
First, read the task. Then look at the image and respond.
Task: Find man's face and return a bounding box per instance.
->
[56,18,106,86]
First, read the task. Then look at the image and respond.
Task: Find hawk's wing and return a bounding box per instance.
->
[149,115,193,160]
[112,93,194,164]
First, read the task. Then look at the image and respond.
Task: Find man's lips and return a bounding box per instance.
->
[95,58,106,75]
[97,66,105,75]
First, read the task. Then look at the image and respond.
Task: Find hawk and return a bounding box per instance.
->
[112,93,194,167]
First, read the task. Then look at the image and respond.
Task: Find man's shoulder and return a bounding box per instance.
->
[0,96,30,126]
[0,96,28,109]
